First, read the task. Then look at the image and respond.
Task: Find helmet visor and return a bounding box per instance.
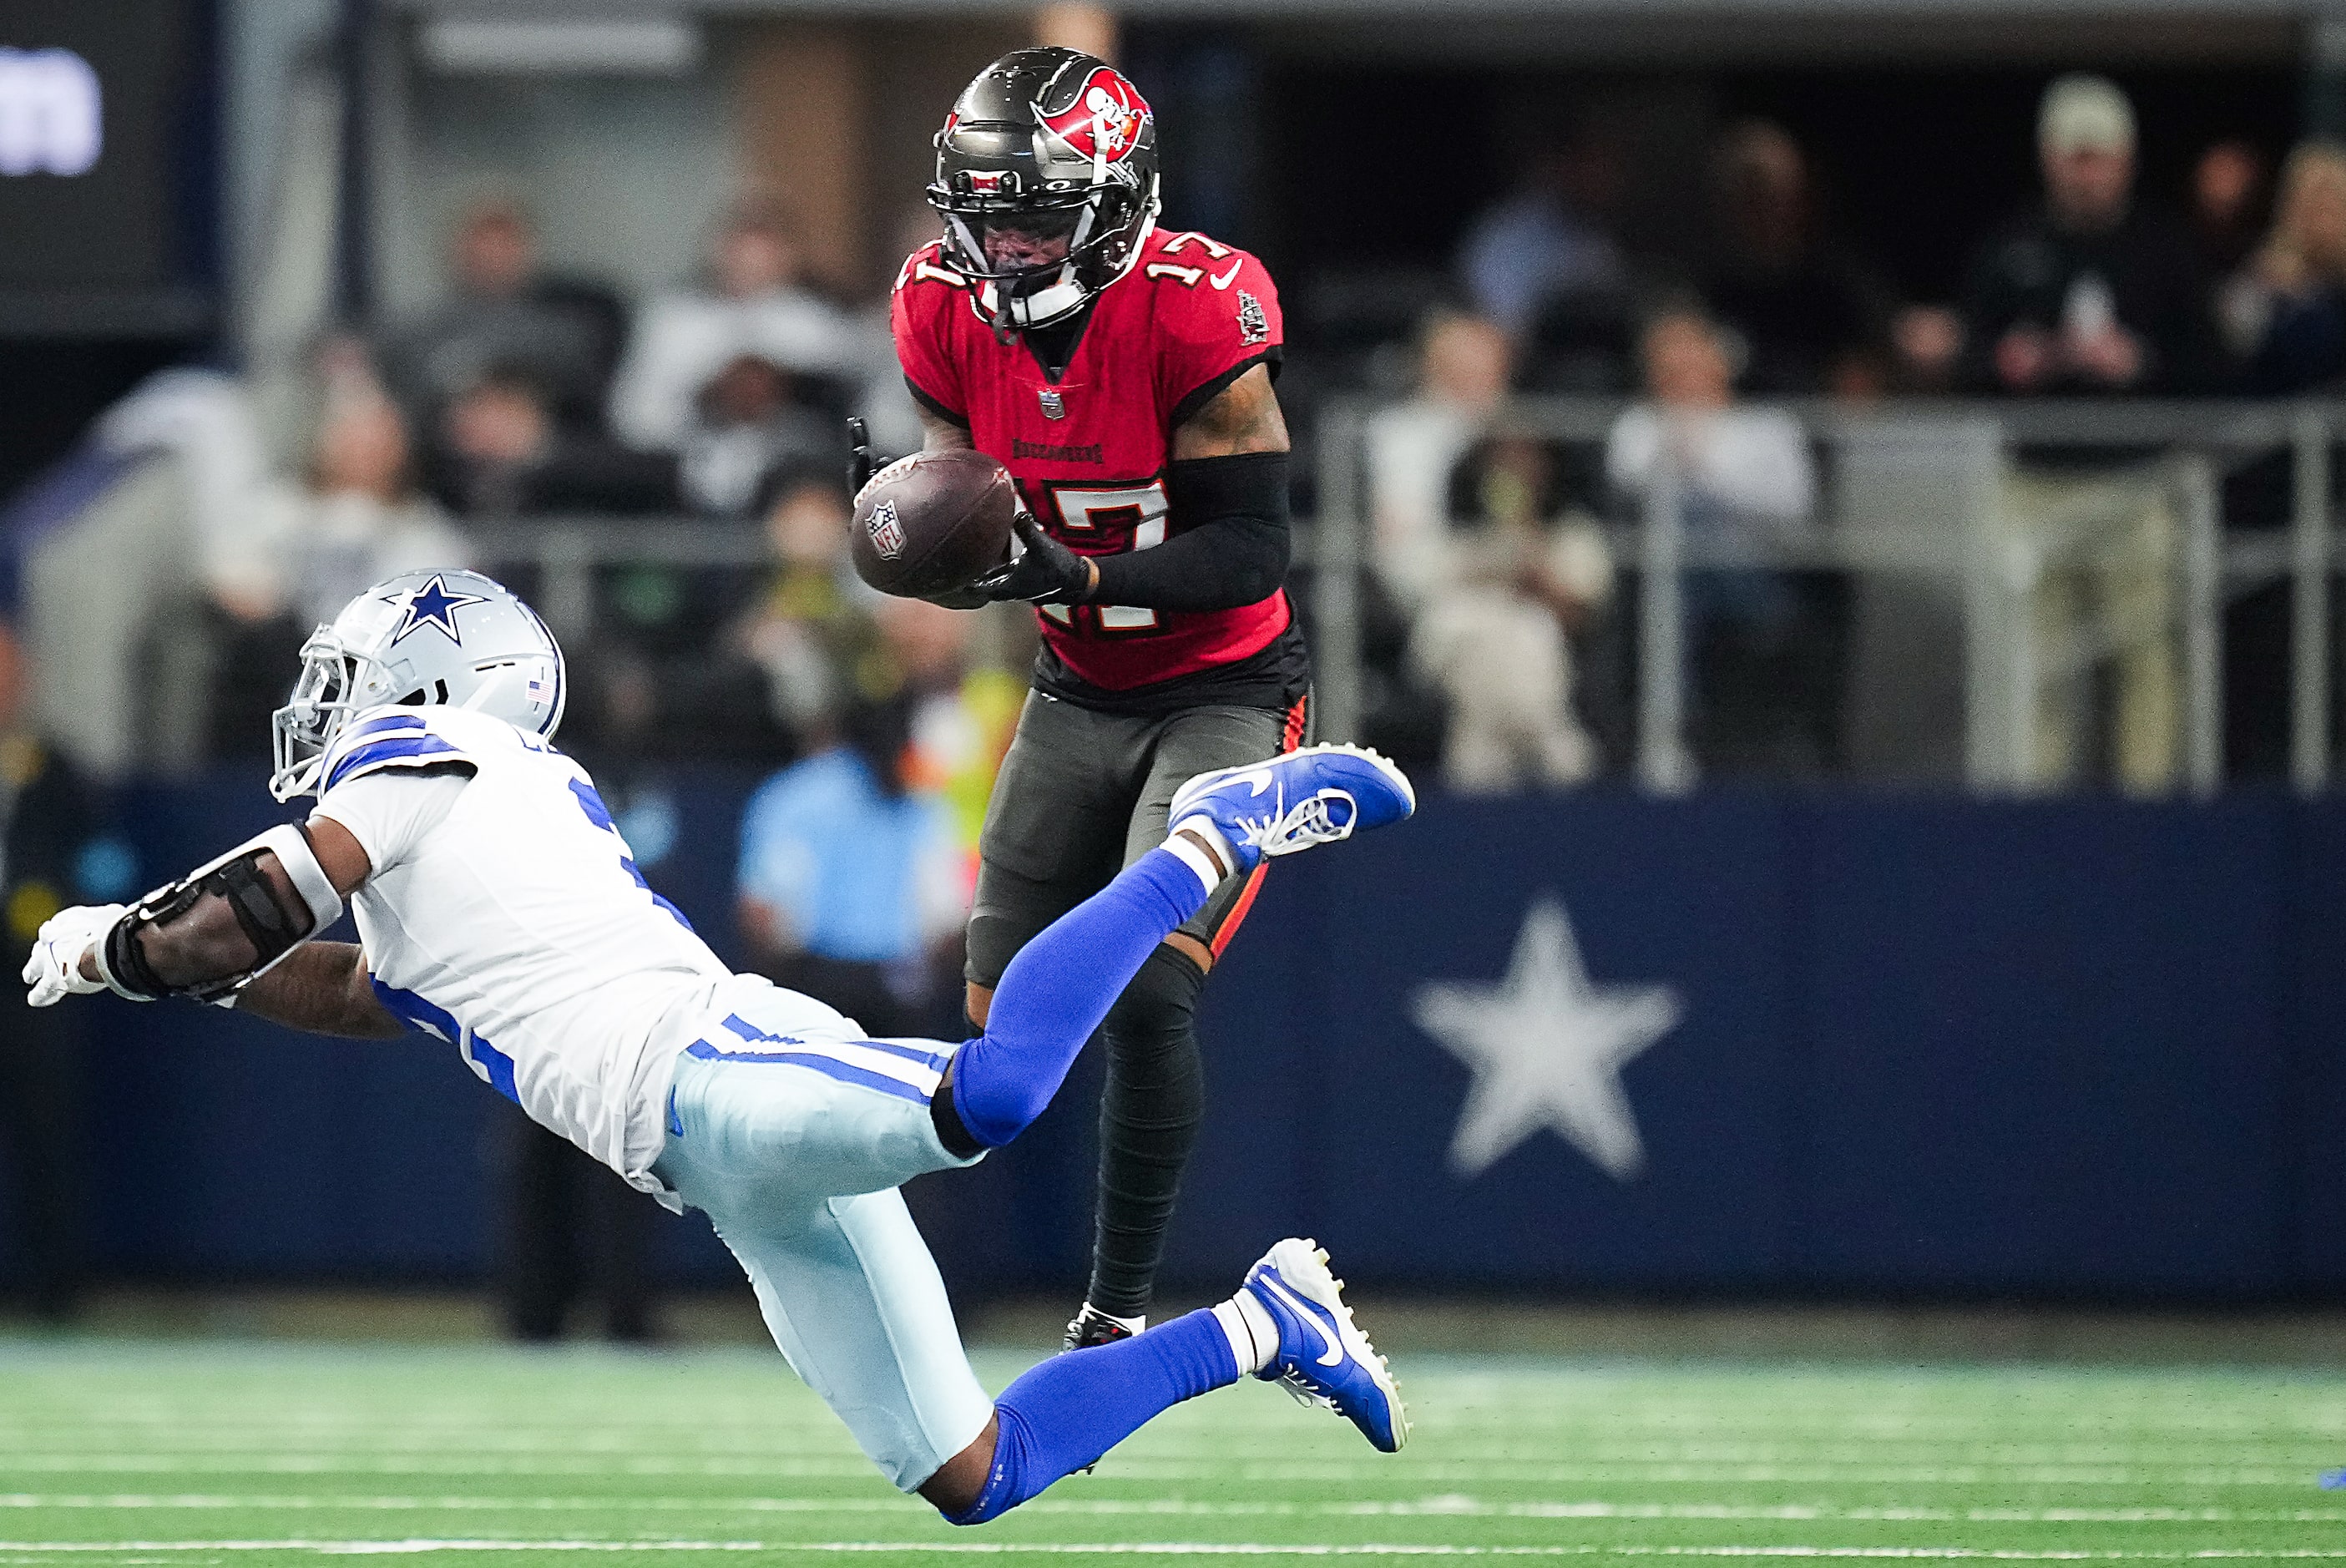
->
[933,190,1107,291]
[976,205,1083,268]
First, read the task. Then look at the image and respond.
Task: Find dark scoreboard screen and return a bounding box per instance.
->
[0,0,205,311]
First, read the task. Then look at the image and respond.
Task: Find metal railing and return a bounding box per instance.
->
[465,518,768,640]
[1312,397,2346,796]
[458,397,2346,797]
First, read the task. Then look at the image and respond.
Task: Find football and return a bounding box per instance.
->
[849,449,1020,604]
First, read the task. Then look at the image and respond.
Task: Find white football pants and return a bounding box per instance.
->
[651,979,992,1491]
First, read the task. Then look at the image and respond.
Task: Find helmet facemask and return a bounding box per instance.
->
[931,177,1154,335]
[270,630,402,802]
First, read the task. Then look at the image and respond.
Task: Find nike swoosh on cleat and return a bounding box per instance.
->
[1209,260,1244,290]
[1261,1275,1346,1368]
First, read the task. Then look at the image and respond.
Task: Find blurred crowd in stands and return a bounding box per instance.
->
[23,71,2346,809]
[187,195,939,768]
[1358,73,2346,792]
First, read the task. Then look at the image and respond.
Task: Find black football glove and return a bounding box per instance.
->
[847,416,872,495]
[971,510,1097,605]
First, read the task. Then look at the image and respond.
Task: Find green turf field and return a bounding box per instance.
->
[1,1341,2343,1563]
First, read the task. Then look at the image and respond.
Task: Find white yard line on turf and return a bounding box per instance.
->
[3,1497,2346,1526]
[0,1460,2328,1487]
[8,1546,2346,1560]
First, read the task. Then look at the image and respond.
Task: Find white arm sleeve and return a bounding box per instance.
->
[311,770,471,879]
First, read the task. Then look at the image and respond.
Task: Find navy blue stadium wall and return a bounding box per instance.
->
[8,771,2345,1303]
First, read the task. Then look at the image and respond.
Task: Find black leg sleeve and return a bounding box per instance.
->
[499,1113,579,1342]
[1087,943,1207,1318]
[586,1159,658,1344]
[0,993,85,1319]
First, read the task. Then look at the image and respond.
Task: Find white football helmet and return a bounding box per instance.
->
[269,569,565,802]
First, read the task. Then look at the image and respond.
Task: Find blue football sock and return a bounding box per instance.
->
[950,847,1211,1147]
[943,1308,1241,1525]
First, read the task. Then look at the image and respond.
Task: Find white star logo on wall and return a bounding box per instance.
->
[1412,898,1682,1182]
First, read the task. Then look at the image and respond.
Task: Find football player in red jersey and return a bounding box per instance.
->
[892,48,1308,1351]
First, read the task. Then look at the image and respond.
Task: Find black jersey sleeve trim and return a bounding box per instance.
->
[903,375,971,428]
[1169,346,1282,432]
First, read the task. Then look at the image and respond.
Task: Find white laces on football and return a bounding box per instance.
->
[1234,789,1358,858]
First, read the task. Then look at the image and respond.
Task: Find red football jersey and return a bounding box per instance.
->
[892,226,1289,693]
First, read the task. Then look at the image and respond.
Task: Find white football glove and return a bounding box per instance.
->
[22,903,128,1007]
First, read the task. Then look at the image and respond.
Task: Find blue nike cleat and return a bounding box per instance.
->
[1241,1237,1408,1453]
[1168,744,1415,874]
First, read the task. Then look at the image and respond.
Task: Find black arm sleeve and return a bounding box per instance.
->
[1088,451,1290,612]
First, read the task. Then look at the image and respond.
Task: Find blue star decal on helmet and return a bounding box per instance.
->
[385,574,492,646]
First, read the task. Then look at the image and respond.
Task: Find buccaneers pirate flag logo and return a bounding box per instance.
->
[1038,67,1150,169]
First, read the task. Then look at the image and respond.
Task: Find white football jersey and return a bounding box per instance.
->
[310,705,775,1209]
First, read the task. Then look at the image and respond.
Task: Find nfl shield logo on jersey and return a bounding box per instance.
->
[1039,388,1067,420]
[867,499,907,559]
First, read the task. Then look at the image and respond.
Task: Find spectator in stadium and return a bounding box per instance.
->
[2233,141,2346,393]
[609,201,862,453]
[430,369,559,518]
[676,354,840,518]
[1960,75,2199,792]
[849,203,958,460]
[1457,132,1628,346]
[378,196,626,439]
[736,685,970,1041]
[1605,304,1828,774]
[2192,139,2273,363]
[1961,74,2212,397]
[197,357,471,752]
[426,367,680,519]
[733,466,881,736]
[1408,429,1614,792]
[207,367,471,634]
[0,619,107,1321]
[1366,310,1514,615]
[1698,119,1899,398]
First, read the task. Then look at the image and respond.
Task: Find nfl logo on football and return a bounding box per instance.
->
[867,498,907,559]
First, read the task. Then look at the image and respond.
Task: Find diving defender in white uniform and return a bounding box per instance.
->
[22,569,1416,1523]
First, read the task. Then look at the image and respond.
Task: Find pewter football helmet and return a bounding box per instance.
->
[269,569,565,801]
[927,48,1160,333]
